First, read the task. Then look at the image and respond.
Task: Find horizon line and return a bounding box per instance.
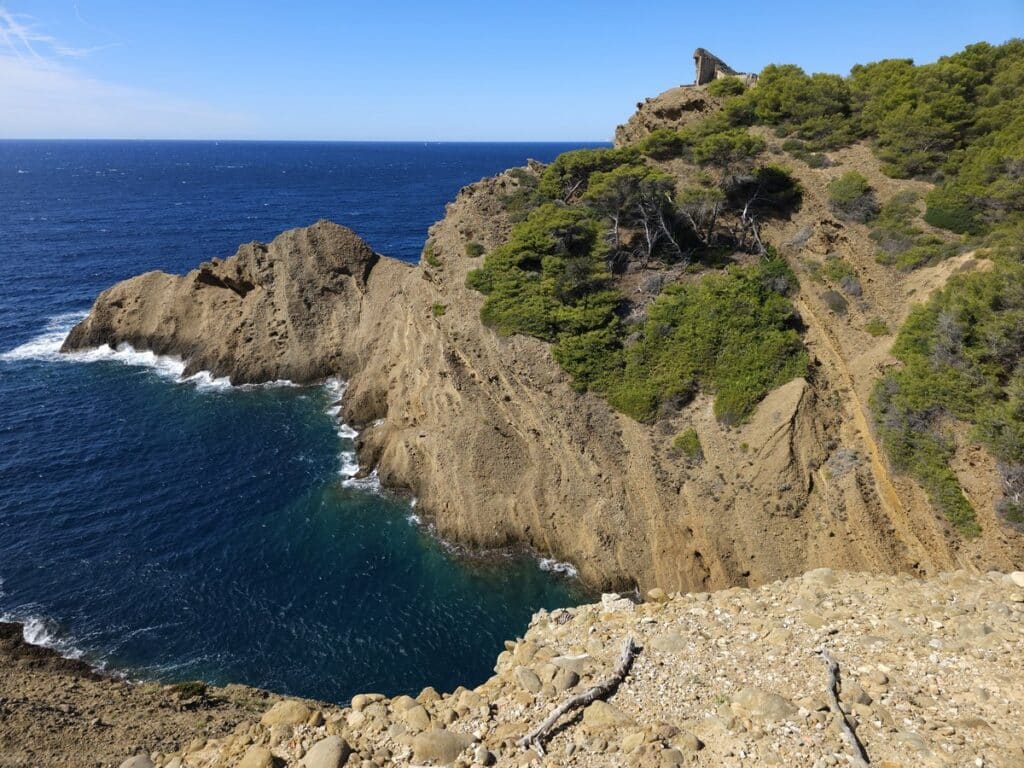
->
[0,137,613,144]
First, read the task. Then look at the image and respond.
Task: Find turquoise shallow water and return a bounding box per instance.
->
[0,141,598,702]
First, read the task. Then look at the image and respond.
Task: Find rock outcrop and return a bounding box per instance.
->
[613,87,721,147]
[62,221,397,384]
[8,571,1024,766]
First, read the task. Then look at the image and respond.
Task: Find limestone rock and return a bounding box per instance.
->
[732,687,797,721]
[411,728,472,765]
[403,703,432,731]
[601,593,635,613]
[582,700,634,729]
[552,654,591,675]
[300,736,351,768]
[261,699,312,727]
[514,666,542,693]
[650,631,688,653]
[235,746,275,768]
[118,757,154,768]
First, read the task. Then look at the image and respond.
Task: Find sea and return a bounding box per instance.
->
[0,140,602,703]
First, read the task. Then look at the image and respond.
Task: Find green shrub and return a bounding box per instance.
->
[502,169,543,222]
[467,203,615,341]
[672,428,704,462]
[637,128,689,160]
[870,192,959,270]
[538,147,639,201]
[423,241,442,268]
[735,64,855,150]
[872,255,1024,536]
[827,171,879,222]
[707,77,747,97]
[431,302,447,317]
[465,241,485,257]
[865,317,890,336]
[878,237,960,271]
[823,257,855,282]
[924,186,984,234]
[803,259,825,283]
[618,258,808,424]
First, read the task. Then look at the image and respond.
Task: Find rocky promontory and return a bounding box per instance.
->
[62,143,1024,593]
[5,570,1024,767]
[62,221,401,384]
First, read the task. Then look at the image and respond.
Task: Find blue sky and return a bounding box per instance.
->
[1,1,1021,140]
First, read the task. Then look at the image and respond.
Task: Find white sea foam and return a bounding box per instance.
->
[0,611,87,662]
[1,313,297,392]
[538,558,579,578]
[324,376,386,491]
[0,311,87,361]
[342,467,382,492]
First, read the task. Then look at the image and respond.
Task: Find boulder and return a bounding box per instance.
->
[515,666,542,693]
[261,699,312,727]
[235,746,275,768]
[411,729,472,765]
[403,703,432,731]
[300,736,351,768]
[118,757,154,768]
[582,700,634,729]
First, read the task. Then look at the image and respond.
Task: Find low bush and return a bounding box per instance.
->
[423,241,442,268]
[865,317,890,336]
[611,257,808,424]
[827,171,879,222]
[872,256,1024,536]
[431,303,447,317]
[823,257,855,282]
[707,76,747,98]
[465,241,485,257]
[538,147,639,201]
[672,428,704,462]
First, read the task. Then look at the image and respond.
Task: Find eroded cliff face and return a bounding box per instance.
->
[63,107,1024,593]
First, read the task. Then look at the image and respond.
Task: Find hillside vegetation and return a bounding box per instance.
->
[465,39,1024,534]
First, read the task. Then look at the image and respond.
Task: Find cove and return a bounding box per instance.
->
[0,141,597,703]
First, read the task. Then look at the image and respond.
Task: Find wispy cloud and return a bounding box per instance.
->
[0,5,250,139]
[0,6,100,59]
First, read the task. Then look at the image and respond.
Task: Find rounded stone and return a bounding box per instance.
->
[261,699,312,727]
[300,736,352,768]
[235,746,275,768]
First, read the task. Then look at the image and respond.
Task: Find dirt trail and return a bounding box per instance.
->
[793,290,960,571]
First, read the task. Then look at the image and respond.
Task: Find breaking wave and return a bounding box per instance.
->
[1,313,295,392]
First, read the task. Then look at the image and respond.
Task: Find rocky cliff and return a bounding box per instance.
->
[63,87,1024,594]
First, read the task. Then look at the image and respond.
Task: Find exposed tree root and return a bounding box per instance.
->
[821,648,870,766]
[517,636,639,756]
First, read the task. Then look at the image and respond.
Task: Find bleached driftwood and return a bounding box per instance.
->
[820,648,870,766]
[517,636,638,756]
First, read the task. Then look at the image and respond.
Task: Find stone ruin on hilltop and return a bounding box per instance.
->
[693,48,758,87]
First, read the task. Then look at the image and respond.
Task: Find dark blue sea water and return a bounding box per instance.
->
[0,141,600,703]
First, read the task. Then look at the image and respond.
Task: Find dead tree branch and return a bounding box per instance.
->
[820,648,870,767]
[517,636,639,756]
